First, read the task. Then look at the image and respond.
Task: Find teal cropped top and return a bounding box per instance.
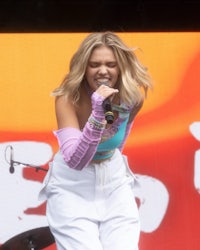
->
[92,103,131,160]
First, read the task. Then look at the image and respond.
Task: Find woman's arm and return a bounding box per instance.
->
[54,92,106,170]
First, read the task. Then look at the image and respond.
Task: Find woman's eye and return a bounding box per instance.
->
[89,63,99,68]
[89,62,117,68]
[107,63,117,68]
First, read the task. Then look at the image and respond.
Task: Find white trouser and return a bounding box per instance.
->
[39,149,140,250]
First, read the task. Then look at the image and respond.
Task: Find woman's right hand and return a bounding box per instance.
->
[95,84,119,101]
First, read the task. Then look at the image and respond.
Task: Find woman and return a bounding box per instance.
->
[40,31,152,250]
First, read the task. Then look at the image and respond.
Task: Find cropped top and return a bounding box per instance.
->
[92,103,131,160]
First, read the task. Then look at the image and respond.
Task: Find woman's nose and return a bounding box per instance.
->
[98,65,108,74]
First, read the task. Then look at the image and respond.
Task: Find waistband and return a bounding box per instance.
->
[92,149,115,161]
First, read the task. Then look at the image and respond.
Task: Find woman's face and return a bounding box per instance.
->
[85,45,120,91]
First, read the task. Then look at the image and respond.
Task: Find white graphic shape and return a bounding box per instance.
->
[134,174,169,233]
[0,141,53,244]
[189,121,200,192]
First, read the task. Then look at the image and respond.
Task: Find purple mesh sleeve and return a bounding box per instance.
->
[54,92,106,170]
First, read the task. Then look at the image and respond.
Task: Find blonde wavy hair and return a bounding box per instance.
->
[52,31,152,106]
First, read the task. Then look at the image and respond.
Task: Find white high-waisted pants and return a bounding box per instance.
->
[39,149,140,250]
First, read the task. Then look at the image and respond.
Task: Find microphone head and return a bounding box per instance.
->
[10,166,15,174]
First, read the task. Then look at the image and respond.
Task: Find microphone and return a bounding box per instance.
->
[103,99,114,124]
[100,82,114,124]
[9,145,15,174]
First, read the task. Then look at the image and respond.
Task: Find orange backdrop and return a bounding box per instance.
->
[0,32,200,250]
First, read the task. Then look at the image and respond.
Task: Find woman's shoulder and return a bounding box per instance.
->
[55,95,75,111]
[55,95,80,129]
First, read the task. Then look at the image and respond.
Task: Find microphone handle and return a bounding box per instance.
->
[103,99,114,124]
[9,145,15,174]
